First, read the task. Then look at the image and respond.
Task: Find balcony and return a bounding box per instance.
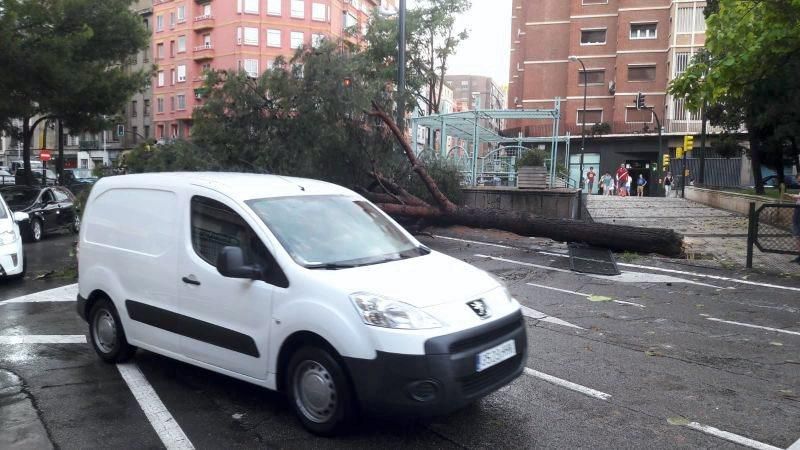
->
[193,43,214,60]
[193,15,214,30]
[153,0,173,5]
[518,121,739,138]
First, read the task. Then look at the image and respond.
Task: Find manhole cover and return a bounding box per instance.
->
[568,243,621,276]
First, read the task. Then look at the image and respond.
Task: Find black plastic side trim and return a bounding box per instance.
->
[125,300,260,358]
[76,294,88,322]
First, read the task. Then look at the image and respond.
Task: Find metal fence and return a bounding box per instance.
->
[671,158,741,188]
[746,202,800,268]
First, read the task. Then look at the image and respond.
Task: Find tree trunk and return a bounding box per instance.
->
[21,117,32,186]
[792,137,800,174]
[748,122,765,195]
[377,203,684,257]
[57,120,64,185]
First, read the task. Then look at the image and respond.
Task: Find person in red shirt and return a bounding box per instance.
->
[615,164,630,197]
[586,167,596,194]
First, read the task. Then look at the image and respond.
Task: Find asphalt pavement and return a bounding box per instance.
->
[1,229,799,449]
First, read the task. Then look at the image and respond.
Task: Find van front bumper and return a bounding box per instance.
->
[343,310,527,417]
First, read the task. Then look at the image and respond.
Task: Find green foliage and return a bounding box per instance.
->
[404,153,463,204]
[124,140,214,173]
[712,134,746,159]
[590,122,611,136]
[517,149,547,167]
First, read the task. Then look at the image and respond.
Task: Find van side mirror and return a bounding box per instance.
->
[217,246,264,280]
[12,212,29,223]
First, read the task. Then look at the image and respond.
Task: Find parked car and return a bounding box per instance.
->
[0,169,16,186]
[14,168,57,186]
[0,185,80,241]
[77,173,527,435]
[0,194,27,279]
[763,174,800,190]
[63,168,97,196]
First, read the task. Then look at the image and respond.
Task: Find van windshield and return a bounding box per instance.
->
[246,196,428,268]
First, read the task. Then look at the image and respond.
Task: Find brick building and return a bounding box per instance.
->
[507,0,709,192]
[151,0,392,141]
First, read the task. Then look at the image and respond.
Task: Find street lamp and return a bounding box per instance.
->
[569,55,587,191]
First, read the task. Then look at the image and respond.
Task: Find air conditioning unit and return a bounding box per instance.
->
[608,80,616,95]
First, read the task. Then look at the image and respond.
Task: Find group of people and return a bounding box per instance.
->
[585,164,650,197]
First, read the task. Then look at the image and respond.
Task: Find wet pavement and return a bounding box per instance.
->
[1,228,799,449]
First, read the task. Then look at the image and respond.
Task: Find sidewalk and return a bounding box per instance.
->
[586,195,800,275]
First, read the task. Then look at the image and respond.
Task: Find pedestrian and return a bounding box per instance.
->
[600,173,613,196]
[625,177,632,197]
[784,173,800,264]
[616,164,630,197]
[636,174,647,197]
[586,167,596,194]
[663,172,673,197]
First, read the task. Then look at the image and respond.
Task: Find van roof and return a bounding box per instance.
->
[93,172,356,201]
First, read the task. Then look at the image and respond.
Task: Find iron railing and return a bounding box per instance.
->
[746,202,800,268]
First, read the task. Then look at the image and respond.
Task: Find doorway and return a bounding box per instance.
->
[625,159,657,196]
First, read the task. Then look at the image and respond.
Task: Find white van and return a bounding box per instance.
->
[0,194,27,279]
[77,173,527,435]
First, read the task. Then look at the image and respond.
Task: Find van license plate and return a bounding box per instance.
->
[476,340,516,372]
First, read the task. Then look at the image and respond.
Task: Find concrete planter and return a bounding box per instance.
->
[517,166,548,189]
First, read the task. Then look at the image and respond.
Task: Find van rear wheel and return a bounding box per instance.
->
[88,298,135,363]
[287,346,356,436]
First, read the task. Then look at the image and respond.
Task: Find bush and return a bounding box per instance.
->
[516,149,547,167]
[402,153,464,205]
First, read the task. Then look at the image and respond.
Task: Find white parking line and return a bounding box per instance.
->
[788,437,800,450]
[0,283,78,304]
[440,235,800,292]
[116,363,194,450]
[0,335,86,344]
[705,317,800,337]
[685,421,782,450]
[526,282,646,308]
[524,367,611,401]
[520,305,584,330]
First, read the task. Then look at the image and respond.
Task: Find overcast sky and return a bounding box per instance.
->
[408,0,512,86]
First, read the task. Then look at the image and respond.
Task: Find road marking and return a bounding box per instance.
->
[520,305,584,329]
[475,254,574,274]
[788,437,800,450]
[526,282,646,308]
[441,235,800,292]
[705,317,800,337]
[684,421,782,450]
[524,367,611,401]
[0,335,86,344]
[0,283,78,305]
[116,363,194,450]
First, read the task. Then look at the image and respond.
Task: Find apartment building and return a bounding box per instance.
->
[507,0,708,191]
[151,0,392,141]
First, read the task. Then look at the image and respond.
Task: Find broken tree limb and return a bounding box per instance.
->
[377,203,684,257]
[370,171,430,207]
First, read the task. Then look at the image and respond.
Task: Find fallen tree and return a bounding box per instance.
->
[365,102,685,257]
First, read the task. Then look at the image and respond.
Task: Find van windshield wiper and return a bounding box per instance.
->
[305,262,358,270]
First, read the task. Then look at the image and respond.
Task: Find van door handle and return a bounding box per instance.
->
[182,276,201,286]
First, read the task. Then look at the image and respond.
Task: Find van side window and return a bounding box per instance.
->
[190,196,288,287]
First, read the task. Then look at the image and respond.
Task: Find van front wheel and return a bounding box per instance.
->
[89,298,135,363]
[287,346,356,436]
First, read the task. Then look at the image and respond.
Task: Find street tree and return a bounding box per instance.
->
[0,0,149,184]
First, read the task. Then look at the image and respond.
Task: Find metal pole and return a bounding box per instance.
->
[397,0,406,132]
[699,99,707,185]
[681,136,688,199]
[578,58,587,191]
[653,108,663,197]
[746,202,756,268]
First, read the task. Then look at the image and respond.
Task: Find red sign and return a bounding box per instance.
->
[39,151,51,162]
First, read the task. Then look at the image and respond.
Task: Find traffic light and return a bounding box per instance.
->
[676,147,684,159]
[683,135,694,153]
[662,154,670,167]
[342,77,352,88]
[634,92,646,110]
[116,124,125,137]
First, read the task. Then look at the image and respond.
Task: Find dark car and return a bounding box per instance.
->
[0,186,79,241]
[763,175,800,190]
[63,168,97,196]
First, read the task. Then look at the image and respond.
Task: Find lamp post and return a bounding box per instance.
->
[397,0,406,132]
[569,55,587,190]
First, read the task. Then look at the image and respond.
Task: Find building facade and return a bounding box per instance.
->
[151,0,390,141]
[507,0,709,192]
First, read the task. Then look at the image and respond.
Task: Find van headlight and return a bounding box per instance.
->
[350,292,442,330]
[0,231,17,245]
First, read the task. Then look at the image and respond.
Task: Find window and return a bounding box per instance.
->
[312,3,328,21]
[170,124,178,138]
[203,4,212,16]
[156,97,164,113]
[694,10,706,32]
[170,40,176,57]
[577,109,603,125]
[143,47,150,62]
[144,99,151,116]
[203,34,212,47]
[630,23,657,39]
[267,29,281,47]
[156,43,164,59]
[171,68,176,85]
[579,69,605,85]
[242,0,258,14]
[177,94,186,110]
[156,15,163,31]
[290,32,304,49]
[243,59,259,78]
[243,27,258,45]
[177,65,186,82]
[177,35,186,53]
[677,7,705,33]
[190,196,274,273]
[157,124,164,139]
[131,127,138,143]
[267,0,281,15]
[169,12,176,28]
[343,12,357,29]
[144,125,150,138]
[625,107,654,123]
[311,33,325,48]
[131,100,138,117]
[461,80,469,87]
[157,71,165,87]
[628,64,657,81]
[291,0,304,18]
[582,0,607,3]
[143,18,149,31]
[580,29,606,45]
[177,4,186,22]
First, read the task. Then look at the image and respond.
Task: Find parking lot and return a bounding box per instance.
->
[1,231,799,449]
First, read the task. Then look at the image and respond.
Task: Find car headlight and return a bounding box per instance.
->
[0,231,17,245]
[350,292,442,330]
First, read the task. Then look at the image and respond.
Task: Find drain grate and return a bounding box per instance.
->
[568,243,621,276]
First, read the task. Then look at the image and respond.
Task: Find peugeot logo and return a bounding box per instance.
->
[467,299,491,319]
